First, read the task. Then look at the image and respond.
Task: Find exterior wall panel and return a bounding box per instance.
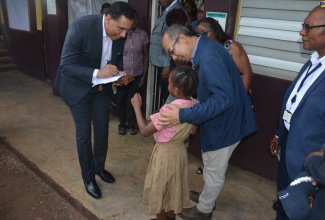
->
[237,0,318,81]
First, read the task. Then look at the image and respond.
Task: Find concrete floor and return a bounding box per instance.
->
[0,70,277,220]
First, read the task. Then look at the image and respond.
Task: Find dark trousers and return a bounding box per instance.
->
[157,67,169,103]
[116,75,142,129]
[69,84,112,182]
[276,137,290,220]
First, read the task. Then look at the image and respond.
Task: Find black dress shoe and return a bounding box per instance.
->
[273,201,279,211]
[84,180,101,199]
[95,169,115,183]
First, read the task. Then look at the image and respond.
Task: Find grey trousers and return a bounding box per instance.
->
[197,141,240,213]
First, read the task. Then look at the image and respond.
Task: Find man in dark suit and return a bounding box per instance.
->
[159,25,257,220]
[54,2,135,199]
[269,5,325,219]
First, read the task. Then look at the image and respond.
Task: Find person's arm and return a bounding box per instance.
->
[158,51,233,126]
[131,93,157,136]
[139,43,149,87]
[191,125,198,135]
[59,22,95,84]
[269,136,280,156]
[162,67,170,81]
[60,21,119,84]
[179,54,233,124]
[229,42,252,93]
[305,150,325,186]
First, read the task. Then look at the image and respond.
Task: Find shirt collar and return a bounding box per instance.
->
[311,51,325,66]
[190,36,200,67]
[102,15,107,37]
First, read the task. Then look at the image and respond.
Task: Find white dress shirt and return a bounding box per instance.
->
[285,52,325,130]
[92,15,112,86]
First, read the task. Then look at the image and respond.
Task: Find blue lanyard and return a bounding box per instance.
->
[291,62,322,104]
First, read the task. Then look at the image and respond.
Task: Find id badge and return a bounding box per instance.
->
[283,110,292,124]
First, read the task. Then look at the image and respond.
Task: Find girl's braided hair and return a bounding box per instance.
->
[170,66,198,97]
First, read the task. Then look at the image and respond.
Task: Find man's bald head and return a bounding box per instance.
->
[300,5,325,56]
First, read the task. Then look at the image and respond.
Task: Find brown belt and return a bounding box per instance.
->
[98,84,103,92]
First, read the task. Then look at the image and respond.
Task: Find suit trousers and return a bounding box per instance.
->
[197,141,240,213]
[116,75,142,129]
[69,84,112,182]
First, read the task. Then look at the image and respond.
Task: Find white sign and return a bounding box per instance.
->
[47,0,57,15]
[206,11,227,31]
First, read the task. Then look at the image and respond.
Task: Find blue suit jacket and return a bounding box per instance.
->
[277,60,325,180]
[54,14,125,106]
[179,36,257,152]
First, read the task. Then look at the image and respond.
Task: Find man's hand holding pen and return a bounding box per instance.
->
[96,62,134,86]
[97,64,119,78]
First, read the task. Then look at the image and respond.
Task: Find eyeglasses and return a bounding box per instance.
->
[167,36,179,56]
[117,26,130,34]
[302,23,325,33]
[197,28,213,37]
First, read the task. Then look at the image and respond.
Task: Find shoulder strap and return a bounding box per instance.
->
[224,39,234,51]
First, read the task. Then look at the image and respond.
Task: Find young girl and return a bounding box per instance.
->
[131,66,199,220]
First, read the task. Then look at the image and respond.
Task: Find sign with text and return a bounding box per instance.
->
[47,0,56,15]
[206,12,227,31]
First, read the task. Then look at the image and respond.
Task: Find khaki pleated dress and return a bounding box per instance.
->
[142,122,193,215]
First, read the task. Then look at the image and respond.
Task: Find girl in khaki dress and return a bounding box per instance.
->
[131,66,199,220]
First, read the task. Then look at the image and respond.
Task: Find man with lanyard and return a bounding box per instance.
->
[269,3,325,219]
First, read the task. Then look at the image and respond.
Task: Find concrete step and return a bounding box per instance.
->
[0,56,12,64]
[0,63,16,72]
[0,49,8,57]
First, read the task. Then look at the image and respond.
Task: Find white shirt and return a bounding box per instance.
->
[284,51,325,130]
[92,15,113,86]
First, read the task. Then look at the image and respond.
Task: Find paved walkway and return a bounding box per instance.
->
[0,70,277,219]
[0,141,87,219]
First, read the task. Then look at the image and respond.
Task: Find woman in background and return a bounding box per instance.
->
[183,0,198,33]
[197,17,252,92]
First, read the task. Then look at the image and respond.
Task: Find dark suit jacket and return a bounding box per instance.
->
[179,36,257,152]
[54,14,125,106]
[277,60,325,180]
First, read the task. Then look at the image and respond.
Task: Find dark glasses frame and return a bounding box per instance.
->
[302,23,325,33]
[167,36,179,56]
